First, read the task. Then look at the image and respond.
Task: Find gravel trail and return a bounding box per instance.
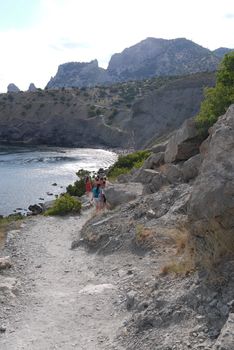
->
[0,210,127,350]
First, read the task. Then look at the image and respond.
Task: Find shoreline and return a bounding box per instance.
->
[0,144,120,218]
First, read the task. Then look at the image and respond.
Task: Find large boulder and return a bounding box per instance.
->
[134,169,167,194]
[105,183,143,208]
[180,154,202,182]
[28,204,43,215]
[150,141,168,154]
[188,105,234,260]
[160,164,183,184]
[142,152,164,170]
[164,117,204,163]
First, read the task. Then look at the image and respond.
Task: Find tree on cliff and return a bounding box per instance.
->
[196,51,234,132]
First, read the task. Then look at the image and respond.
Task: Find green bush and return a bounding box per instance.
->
[108,150,151,179]
[196,52,234,132]
[45,194,81,216]
[66,169,91,197]
[66,179,85,197]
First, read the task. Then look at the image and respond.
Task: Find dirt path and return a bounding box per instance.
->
[0,210,128,350]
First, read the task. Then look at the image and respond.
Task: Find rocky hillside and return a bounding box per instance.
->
[75,105,234,349]
[0,72,215,149]
[46,37,224,89]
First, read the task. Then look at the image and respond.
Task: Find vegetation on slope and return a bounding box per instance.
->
[196,52,234,132]
[45,194,81,216]
[107,150,151,179]
[66,169,90,197]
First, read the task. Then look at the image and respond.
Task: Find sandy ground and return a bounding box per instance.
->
[0,210,129,350]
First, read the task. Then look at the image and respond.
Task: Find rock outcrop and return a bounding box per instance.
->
[28,83,37,92]
[164,117,204,163]
[7,84,20,93]
[46,60,112,89]
[188,105,234,261]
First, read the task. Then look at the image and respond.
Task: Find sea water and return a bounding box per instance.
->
[0,146,117,216]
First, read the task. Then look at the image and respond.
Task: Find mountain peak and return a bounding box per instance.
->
[7,83,20,93]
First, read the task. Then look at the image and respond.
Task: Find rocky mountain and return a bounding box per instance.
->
[0,72,215,149]
[213,47,234,58]
[107,37,219,81]
[28,83,37,92]
[7,83,20,93]
[46,60,112,89]
[46,38,222,89]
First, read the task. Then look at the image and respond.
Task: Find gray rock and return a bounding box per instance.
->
[143,152,165,170]
[213,313,234,350]
[150,141,168,154]
[181,154,202,182]
[28,203,43,215]
[160,164,183,184]
[135,169,167,194]
[105,183,143,208]
[188,105,234,264]
[0,256,12,270]
[165,117,204,163]
[126,290,137,310]
[41,200,54,211]
[7,83,20,93]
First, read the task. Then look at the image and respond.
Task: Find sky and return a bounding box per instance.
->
[0,0,234,92]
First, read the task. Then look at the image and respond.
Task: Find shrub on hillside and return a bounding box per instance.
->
[108,150,151,179]
[66,179,85,197]
[196,52,234,132]
[66,169,91,197]
[45,194,81,216]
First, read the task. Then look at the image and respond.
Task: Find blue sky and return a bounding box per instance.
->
[0,0,41,30]
[0,0,233,92]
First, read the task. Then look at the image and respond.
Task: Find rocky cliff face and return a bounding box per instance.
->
[46,60,112,89]
[45,38,222,89]
[122,72,215,148]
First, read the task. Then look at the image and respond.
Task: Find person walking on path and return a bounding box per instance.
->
[85,176,93,202]
[92,183,101,212]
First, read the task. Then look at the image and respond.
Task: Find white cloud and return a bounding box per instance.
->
[0,0,234,92]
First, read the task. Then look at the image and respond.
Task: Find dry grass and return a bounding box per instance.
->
[190,219,234,271]
[135,224,155,245]
[160,225,196,276]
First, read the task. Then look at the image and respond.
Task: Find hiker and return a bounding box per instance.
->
[85,176,92,201]
[92,183,101,212]
[99,180,107,210]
